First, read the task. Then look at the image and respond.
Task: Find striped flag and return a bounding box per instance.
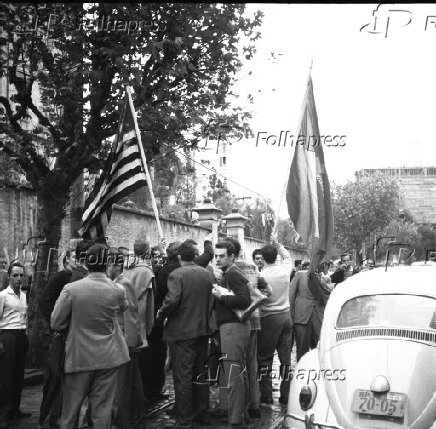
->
[286,75,334,270]
[79,93,148,240]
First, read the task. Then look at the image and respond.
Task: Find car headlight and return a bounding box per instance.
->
[299,381,318,411]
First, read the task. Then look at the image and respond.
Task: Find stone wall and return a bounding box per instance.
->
[0,190,307,270]
[243,236,307,265]
[103,205,308,265]
[105,205,212,251]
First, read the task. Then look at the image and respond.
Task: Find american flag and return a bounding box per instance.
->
[79,92,148,240]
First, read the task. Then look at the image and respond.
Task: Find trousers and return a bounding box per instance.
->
[138,323,167,399]
[257,311,293,401]
[169,336,209,426]
[39,333,65,424]
[61,367,119,429]
[112,352,144,429]
[0,330,29,422]
[246,329,260,409]
[294,310,322,362]
[218,321,250,425]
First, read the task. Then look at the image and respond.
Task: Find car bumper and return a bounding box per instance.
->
[282,413,345,429]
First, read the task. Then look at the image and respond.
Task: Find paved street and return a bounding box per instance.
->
[13,351,294,429]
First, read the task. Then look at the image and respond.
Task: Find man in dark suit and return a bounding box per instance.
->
[157,236,214,417]
[330,253,358,285]
[289,270,326,362]
[156,241,214,428]
[51,244,130,429]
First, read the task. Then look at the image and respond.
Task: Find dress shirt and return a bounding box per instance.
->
[0,286,27,329]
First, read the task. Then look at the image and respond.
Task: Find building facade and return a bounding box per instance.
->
[356,167,436,224]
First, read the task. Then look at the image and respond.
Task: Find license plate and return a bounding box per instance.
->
[351,390,407,418]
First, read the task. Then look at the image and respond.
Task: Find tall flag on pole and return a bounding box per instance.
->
[80,93,148,240]
[286,75,334,270]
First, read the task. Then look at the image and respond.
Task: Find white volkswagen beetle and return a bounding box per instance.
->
[283,263,436,429]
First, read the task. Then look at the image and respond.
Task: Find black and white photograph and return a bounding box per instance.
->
[0,3,435,429]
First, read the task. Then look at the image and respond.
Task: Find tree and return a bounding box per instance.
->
[0,3,263,365]
[378,219,421,264]
[276,218,301,247]
[244,197,275,241]
[331,173,400,256]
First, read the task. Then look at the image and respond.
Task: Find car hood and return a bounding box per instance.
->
[322,338,436,428]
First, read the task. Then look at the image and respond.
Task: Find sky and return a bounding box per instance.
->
[195,4,436,217]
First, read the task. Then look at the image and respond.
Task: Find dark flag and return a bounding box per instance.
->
[286,75,334,271]
[80,93,148,240]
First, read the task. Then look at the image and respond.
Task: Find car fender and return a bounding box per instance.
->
[286,348,339,428]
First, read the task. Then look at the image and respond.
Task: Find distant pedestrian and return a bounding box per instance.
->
[0,260,8,291]
[330,253,358,285]
[0,263,32,429]
[252,249,264,272]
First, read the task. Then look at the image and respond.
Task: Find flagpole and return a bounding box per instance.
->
[125,85,164,240]
[271,69,312,239]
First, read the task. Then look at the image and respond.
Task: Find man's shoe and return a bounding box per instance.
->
[10,409,32,419]
[279,396,288,405]
[248,408,261,419]
[49,416,61,428]
[193,412,211,426]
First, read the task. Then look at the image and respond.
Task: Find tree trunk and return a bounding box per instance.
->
[27,193,66,368]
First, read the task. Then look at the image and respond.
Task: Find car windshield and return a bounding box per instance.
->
[337,294,436,330]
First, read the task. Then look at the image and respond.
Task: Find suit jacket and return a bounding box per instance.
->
[51,272,129,373]
[155,240,214,308]
[124,262,155,338]
[330,266,358,284]
[39,269,73,324]
[158,262,215,342]
[289,271,325,324]
[115,274,142,350]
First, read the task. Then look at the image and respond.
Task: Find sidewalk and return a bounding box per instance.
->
[15,351,294,429]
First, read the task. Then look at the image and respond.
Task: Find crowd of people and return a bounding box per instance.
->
[0,235,373,429]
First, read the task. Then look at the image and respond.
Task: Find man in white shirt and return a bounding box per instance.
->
[257,236,293,405]
[0,263,32,429]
